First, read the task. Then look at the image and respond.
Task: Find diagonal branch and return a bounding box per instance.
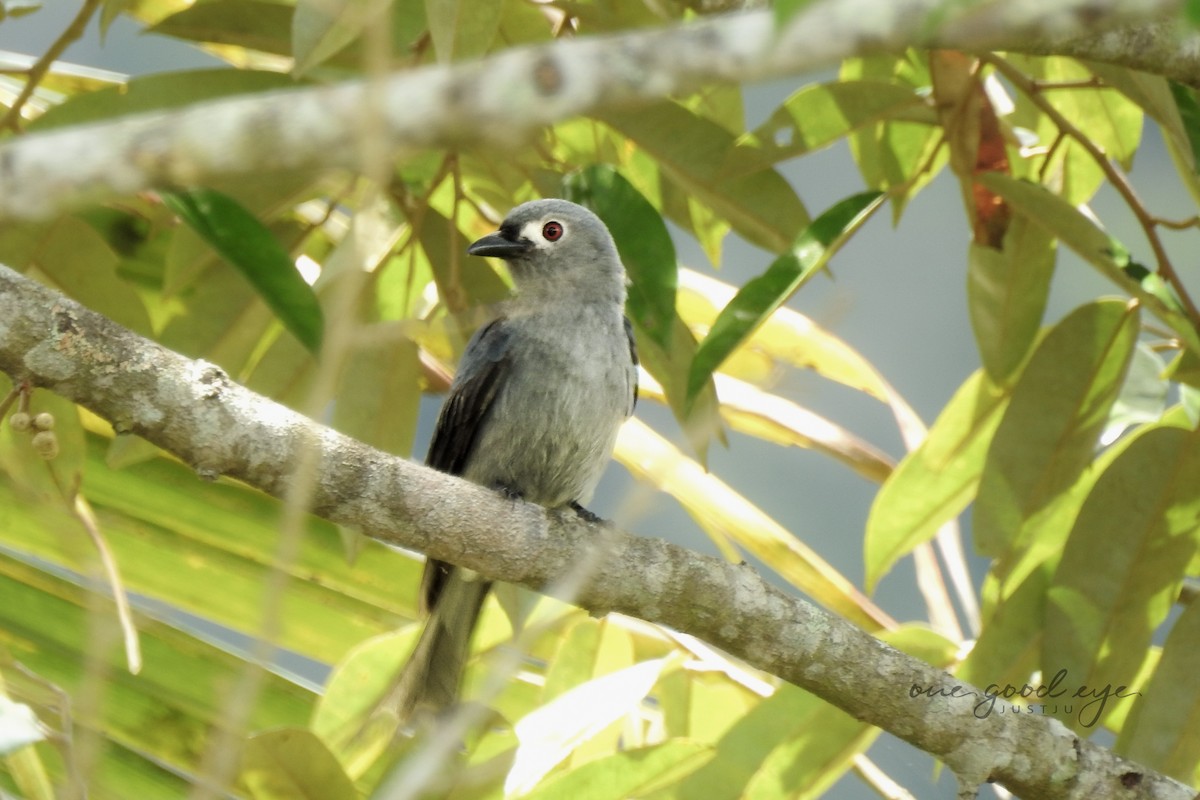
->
[0,0,1191,223]
[0,264,1193,799]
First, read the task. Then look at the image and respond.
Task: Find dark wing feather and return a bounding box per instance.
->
[425,318,512,474]
[420,318,512,612]
[624,315,639,414]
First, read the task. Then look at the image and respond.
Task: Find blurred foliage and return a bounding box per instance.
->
[0,0,1199,798]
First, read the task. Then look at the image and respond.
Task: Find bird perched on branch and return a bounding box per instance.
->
[393,198,639,723]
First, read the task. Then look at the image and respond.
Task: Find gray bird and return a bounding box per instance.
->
[393,198,639,723]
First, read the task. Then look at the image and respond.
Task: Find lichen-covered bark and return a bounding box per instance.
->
[0,0,1193,224]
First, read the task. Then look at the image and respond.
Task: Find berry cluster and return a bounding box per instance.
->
[3,385,59,460]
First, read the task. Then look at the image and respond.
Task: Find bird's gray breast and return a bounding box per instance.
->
[462,305,631,508]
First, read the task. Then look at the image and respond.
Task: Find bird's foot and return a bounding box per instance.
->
[569,501,604,524]
[492,483,524,502]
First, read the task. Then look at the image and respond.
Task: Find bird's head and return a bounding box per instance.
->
[467,199,626,305]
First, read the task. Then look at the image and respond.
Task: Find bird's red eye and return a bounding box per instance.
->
[542,221,563,241]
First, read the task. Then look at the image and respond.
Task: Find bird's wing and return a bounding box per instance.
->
[624,315,639,414]
[420,318,511,614]
[425,318,512,476]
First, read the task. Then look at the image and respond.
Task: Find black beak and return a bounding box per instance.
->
[468,231,533,259]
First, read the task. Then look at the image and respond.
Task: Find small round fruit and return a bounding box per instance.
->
[9,412,31,432]
[31,431,59,460]
[33,412,55,431]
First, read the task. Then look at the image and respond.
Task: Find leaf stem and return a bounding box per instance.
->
[0,0,102,133]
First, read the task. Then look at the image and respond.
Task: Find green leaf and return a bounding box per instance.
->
[973,299,1140,564]
[162,171,322,299]
[1104,343,1169,442]
[683,84,746,136]
[772,0,816,29]
[541,618,635,765]
[677,270,897,404]
[25,216,155,337]
[1169,80,1200,171]
[562,165,677,350]
[1,434,417,664]
[616,418,890,630]
[425,0,502,62]
[739,626,951,800]
[0,0,41,20]
[1088,65,1189,164]
[672,683,862,800]
[99,0,127,35]
[157,256,267,376]
[496,0,554,47]
[332,337,421,456]
[1047,59,1143,171]
[841,55,941,221]
[311,627,420,775]
[1044,423,1200,731]
[967,215,1056,385]
[742,81,934,168]
[958,565,1049,693]
[150,1,295,56]
[597,102,809,252]
[292,0,430,74]
[864,369,1009,592]
[1118,599,1200,781]
[542,617,634,703]
[163,188,324,354]
[553,0,659,33]
[521,741,714,800]
[292,0,368,74]
[507,657,676,796]
[1004,56,1141,205]
[687,191,884,404]
[240,728,357,800]
[29,69,298,132]
[743,704,874,800]
[657,669,759,744]
[0,558,312,796]
[976,172,1200,355]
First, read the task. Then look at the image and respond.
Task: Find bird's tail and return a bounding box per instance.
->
[392,568,492,725]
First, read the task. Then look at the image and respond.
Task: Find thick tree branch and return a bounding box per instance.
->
[0,264,1192,799]
[1020,19,1200,81]
[0,0,1192,223]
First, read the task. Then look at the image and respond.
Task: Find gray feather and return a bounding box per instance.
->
[394,199,638,723]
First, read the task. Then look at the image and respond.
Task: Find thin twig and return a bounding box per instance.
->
[1030,77,1104,91]
[0,0,102,132]
[71,494,142,675]
[913,542,963,641]
[1151,214,1200,230]
[0,384,19,418]
[852,754,918,800]
[1036,129,1067,184]
[985,54,1200,330]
